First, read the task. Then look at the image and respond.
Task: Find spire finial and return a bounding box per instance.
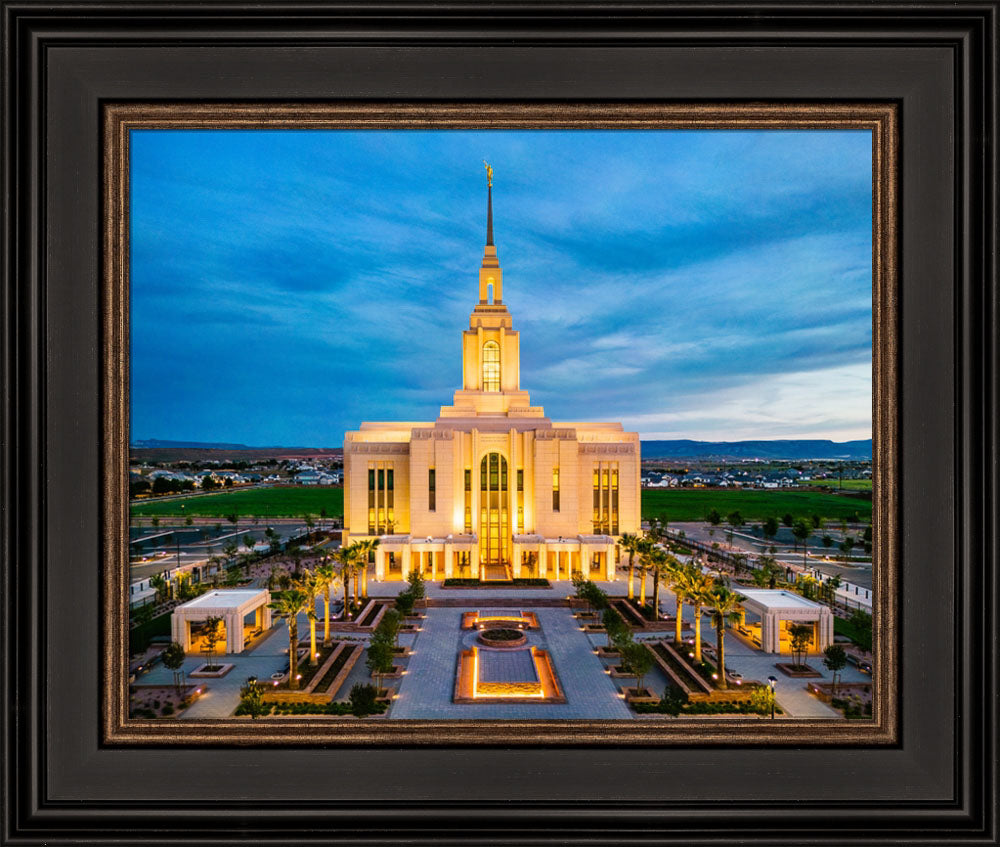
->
[483,161,494,246]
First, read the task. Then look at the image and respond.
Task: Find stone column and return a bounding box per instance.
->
[375,547,386,581]
[401,547,411,580]
[605,541,615,581]
[580,547,591,580]
[512,542,522,578]
[227,611,240,654]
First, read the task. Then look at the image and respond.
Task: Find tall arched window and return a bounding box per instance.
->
[482,341,500,391]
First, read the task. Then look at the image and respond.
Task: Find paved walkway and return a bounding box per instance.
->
[391,606,632,719]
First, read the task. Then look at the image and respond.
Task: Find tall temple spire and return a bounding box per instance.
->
[483,160,494,246]
[477,161,502,305]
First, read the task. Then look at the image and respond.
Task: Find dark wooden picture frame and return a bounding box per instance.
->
[3,2,996,845]
[103,101,897,747]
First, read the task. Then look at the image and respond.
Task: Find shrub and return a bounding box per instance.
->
[395,590,415,616]
[349,683,379,717]
[659,686,688,716]
[161,704,175,716]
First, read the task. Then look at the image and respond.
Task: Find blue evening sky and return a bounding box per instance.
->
[130,129,873,447]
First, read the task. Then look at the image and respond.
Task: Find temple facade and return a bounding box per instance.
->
[343,170,641,582]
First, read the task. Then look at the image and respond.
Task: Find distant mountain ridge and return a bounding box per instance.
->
[639,439,872,460]
[132,438,870,461]
[131,439,337,451]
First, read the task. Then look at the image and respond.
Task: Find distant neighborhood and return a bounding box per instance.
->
[130,457,343,497]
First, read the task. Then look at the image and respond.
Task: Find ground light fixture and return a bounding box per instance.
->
[767,675,778,719]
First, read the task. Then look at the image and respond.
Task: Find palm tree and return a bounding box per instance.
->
[687,567,716,662]
[268,588,309,689]
[355,537,380,598]
[635,538,654,607]
[707,585,743,689]
[334,543,358,619]
[662,557,689,642]
[314,556,339,647]
[293,568,320,667]
[648,547,676,621]
[618,533,641,600]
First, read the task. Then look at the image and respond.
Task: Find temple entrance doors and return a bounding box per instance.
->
[479,452,510,579]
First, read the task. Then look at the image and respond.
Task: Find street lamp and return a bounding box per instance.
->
[767,675,778,719]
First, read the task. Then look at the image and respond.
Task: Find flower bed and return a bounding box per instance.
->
[477,627,528,648]
[442,578,551,588]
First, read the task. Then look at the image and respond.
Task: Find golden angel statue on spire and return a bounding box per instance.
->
[483,160,493,187]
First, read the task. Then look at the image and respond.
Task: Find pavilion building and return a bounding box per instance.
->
[343,171,641,582]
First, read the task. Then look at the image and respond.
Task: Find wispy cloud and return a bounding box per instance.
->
[130,128,873,445]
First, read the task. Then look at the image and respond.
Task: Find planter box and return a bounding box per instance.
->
[595,646,620,658]
[623,686,658,704]
[775,662,823,678]
[189,663,233,678]
[370,664,404,680]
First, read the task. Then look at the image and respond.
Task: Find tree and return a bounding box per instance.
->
[314,557,339,647]
[294,568,320,667]
[406,568,426,604]
[618,533,641,600]
[792,517,812,567]
[149,574,168,605]
[782,513,794,527]
[706,586,743,689]
[811,514,824,529]
[648,548,676,621]
[334,543,359,617]
[688,568,715,662]
[602,606,626,650]
[161,641,186,692]
[239,676,269,720]
[202,476,218,491]
[839,536,856,558]
[761,516,779,544]
[621,642,654,693]
[822,534,834,550]
[349,683,379,717]
[634,538,654,607]
[823,644,848,695]
[366,632,395,694]
[354,537,380,599]
[788,623,814,669]
[226,513,239,530]
[849,609,873,652]
[725,511,743,548]
[200,615,224,670]
[268,589,309,689]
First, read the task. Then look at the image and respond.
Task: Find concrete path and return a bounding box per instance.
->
[391,606,632,719]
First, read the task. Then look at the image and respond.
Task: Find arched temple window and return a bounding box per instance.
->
[482,341,500,391]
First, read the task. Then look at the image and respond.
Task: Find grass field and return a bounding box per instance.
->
[641,489,871,523]
[810,479,873,492]
[131,484,868,524]
[130,486,344,518]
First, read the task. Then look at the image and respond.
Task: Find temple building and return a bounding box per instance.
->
[343,167,641,583]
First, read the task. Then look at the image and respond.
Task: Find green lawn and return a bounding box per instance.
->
[130,483,868,525]
[642,489,871,523]
[131,486,343,519]
[812,479,873,492]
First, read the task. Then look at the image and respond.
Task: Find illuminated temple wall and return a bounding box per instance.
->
[343,180,641,582]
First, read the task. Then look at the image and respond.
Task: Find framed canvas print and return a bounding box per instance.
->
[103,103,897,745]
[2,2,997,846]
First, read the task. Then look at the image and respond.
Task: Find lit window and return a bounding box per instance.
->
[482,341,500,391]
[552,466,560,512]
